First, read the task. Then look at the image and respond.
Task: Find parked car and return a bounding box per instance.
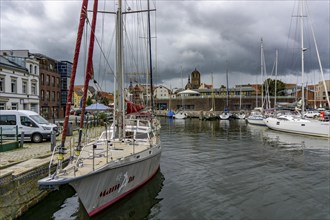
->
[304,110,320,118]
[0,110,58,143]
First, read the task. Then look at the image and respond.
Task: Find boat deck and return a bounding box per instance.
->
[56,136,159,178]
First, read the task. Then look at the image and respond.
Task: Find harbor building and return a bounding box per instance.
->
[0,54,39,112]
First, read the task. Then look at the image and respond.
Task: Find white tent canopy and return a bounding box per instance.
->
[177,89,200,96]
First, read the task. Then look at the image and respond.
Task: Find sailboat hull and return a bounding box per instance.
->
[247,118,266,126]
[264,117,330,137]
[73,149,160,216]
[39,145,161,216]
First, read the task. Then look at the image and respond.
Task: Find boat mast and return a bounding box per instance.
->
[80,0,99,129]
[59,0,88,159]
[307,2,330,108]
[117,0,125,139]
[211,72,215,111]
[239,80,242,111]
[260,38,264,110]
[147,0,154,113]
[274,49,278,110]
[226,68,229,109]
[300,0,306,115]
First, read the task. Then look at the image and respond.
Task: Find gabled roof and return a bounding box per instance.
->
[74,85,96,95]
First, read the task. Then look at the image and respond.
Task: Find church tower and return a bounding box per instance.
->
[191,68,201,89]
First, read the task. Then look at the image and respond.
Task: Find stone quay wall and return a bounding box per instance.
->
[0,158,52,219]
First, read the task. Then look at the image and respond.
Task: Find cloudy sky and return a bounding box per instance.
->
[0,0,329,91]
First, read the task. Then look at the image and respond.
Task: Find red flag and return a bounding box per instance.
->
[126,100,144,114]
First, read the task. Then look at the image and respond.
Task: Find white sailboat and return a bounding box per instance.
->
[38,0,161,216]
[246,107,266,126]
[264,0,330,137]
[237,82,246,119]
[247,38,267,126]
[220,68,232,120]
[173,111,188,119]
[173,67,188,119]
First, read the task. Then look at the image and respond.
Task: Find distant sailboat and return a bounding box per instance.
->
[174,67,188,119]
[247,38,267,126]
[237,82,246,119]
[220,68,232,120]
[203,73,218,120]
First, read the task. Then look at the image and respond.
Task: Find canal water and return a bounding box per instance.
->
[20,118,330,219]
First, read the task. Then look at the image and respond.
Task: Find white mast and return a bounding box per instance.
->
[300,0,306,115]
[260,38,264,110]
[274,49,278,109]
[117,0,125,139]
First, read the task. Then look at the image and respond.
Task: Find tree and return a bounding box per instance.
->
[86,96,93,106]
[100,97,109,106]
[263,78,286,96]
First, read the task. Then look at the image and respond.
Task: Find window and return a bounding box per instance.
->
[57,92,60,102]
[0,103,5,110]
[11,78,17,93]
[46,75,50,86]
[56,78,60,87]
[31,104,38,112]
[34,66,37,75]
[41,74,44,85]
[46,91,50,101]
[0,76,5,92]
[11,103,18,110]
[51,76,55,86]
[31,82,37,95]
[52,91,55,101]
[20,116,38,127]
[22,80,27,94]
[41,90,44,101]
[0,115,16,125]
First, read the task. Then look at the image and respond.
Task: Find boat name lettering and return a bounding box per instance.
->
[99,175,135,197]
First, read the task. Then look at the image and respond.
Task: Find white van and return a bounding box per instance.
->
[0,110,59,143]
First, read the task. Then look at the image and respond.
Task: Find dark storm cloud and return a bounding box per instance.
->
[0,0,329,89]
[155,0,329,86]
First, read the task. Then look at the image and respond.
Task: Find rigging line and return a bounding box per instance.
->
[98,24,116,91]
[305,0,330,107]
[153,0,158,86]
[84,17,116,84]
[97,0,107,84]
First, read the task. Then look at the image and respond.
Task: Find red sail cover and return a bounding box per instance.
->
[126,100,144,114]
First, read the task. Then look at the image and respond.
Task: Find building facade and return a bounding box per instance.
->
[0,53,40,112]
[154,85,170,99]
[315,80,330,108]
[56,61,72,117]
[33,53,61,120]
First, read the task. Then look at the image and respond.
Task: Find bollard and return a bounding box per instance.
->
[20,132,24,148]
[50,130,56,151]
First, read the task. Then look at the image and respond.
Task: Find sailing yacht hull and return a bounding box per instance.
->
[220,113,231,120]
[173,112,187,119]
[247,118,266,126]
[264,117,330,137]
[39,146,161,216]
